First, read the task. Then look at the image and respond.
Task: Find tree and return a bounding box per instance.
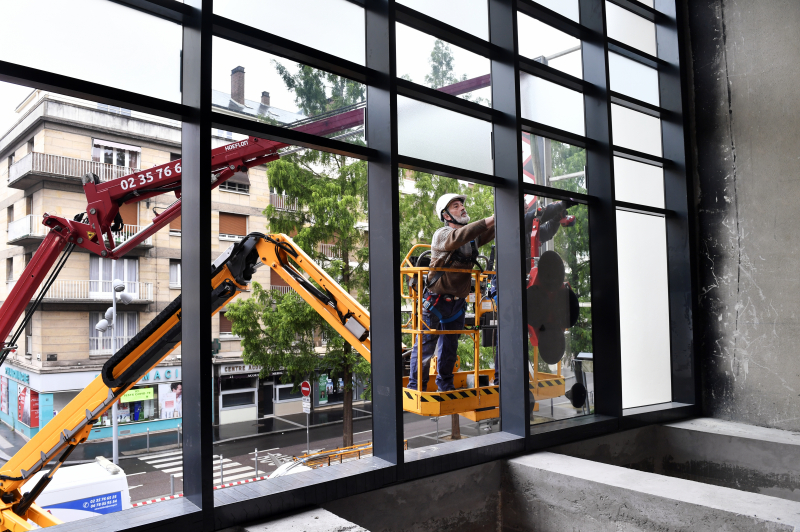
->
[225,62,369,449]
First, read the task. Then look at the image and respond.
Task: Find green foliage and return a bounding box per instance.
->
[547,141,592,359]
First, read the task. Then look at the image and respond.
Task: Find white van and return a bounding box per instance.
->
[26,457,132,522]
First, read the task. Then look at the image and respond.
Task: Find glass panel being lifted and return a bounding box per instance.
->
[524,193,593,426]
[212,38,366,147]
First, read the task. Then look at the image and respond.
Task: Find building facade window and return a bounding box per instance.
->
[219,311,234,337]
[89,256,138,296]
[219,212,247,241]
[89,310,138,355]
[219,181,250,194]
[96,103,131,116]
[169,260,181,288]
[91,139,140,168]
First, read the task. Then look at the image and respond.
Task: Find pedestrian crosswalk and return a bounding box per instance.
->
[137,450,263,484]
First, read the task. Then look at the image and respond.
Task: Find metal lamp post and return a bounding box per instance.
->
[94,260,132,465]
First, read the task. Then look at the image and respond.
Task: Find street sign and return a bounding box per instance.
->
[302,400,311,414]
[301,381,311,397]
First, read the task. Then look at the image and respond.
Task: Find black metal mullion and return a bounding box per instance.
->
[614,201,668,216]
[490,0,528,439]
[366,0,404,476]
[609,91,664,118]
[523,183,593,205]
[580,0,623,418]
[396,78,500,122]
[181,0,215,528]
[519,58,588,93]
[605,0,658,21]
[612,146,667,166]
[607,39,665,68]
[517,0,584,40]
[109,0,191,24]
[655,0,694,405]
[394,2,496,58]
[521,118,588,148]
[398,156,504,187]
[212,15,372,84]
[210,114,376,160]
[0,60,188,121]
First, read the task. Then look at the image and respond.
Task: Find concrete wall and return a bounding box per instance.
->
[686,0,800,429]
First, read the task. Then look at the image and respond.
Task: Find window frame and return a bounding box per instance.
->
[0,0,697,527]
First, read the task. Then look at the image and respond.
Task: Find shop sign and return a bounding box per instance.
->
[220,364,262,376]
[5,368,30,385]
[17,386,39,428]
[121,388,154,403]
[136,368,181,384]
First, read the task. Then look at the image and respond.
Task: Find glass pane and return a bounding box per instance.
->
[605,2,657,56]
[399,172,501,450]
[518,14,583,79]
[608,52,659,106]
[614,157,664,208]
[397,0,489,40]
[611,104,662,156]
[616,210,671,409]
[526,195,593,426]
[635,0,655,7]
[0,0,181,102]
[535,0,580,22]
[520,73,585,136]
[212,38,365,146]
[396,24,491,105]
[522,133,587,194]
[214,0,365,65]
[397,95,493,175]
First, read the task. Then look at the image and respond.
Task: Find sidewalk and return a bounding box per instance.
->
[0,421,28,463]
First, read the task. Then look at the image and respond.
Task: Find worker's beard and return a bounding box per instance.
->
[452,212,470,225]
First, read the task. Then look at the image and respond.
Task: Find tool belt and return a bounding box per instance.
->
[422,291,465,329]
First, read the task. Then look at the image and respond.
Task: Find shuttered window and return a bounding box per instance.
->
[220,312,232,334]
[170,215,181,232]
[118,202,138,226]
[219,213,247,236]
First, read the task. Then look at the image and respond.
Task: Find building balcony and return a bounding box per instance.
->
[269,285,294,295]
[7,215,153,248]
[269,193,298,212]
[7,152,139,190]
[319,243,341,259]
[7,279,153,304]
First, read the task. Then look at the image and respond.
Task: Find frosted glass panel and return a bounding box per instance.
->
[611,104,662,156]
[605,2,657,56]
[608,52,659,106]
[0,0,181,102]
[215,0,365,65]
[635,0,655,7]
[535,0,580,22]
[617,210,671,409]
[614,157,664,208]
[520,73,585,136]
[397,95,493,174]
[518,14,583,79]
[397,0,489,40]
[396,24,491,105]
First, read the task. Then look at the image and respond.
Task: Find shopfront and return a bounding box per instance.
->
[215,363,262,425]
[0,362,182,440]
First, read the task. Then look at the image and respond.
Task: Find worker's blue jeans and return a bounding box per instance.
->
[408,295,466,392]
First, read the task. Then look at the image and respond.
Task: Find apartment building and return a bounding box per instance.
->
[0,67,303,440]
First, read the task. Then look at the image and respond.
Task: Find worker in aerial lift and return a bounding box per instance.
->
[408,194,495,392]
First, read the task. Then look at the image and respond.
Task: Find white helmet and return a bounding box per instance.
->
[435,193,467,223]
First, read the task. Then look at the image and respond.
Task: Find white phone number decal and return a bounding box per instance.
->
[119,161,182,191]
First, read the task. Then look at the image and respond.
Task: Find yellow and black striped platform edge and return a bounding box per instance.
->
[537,378,564,388]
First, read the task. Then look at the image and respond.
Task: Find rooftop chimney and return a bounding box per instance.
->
[231,66,245,105]
[261,91,271,106]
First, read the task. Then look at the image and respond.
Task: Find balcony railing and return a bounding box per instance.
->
[7,279,153,302]
[270,193,298,212]
[7,215,152,246]
[319,243,340,259]
[90,336,133,357]
[269,285,294,295]
[8,152,139,184]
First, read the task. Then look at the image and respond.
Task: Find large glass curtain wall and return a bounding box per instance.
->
[0,0,695,529]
